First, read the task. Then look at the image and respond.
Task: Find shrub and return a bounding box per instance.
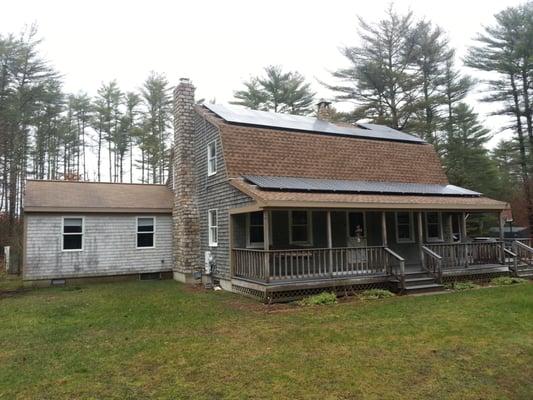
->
[491,276,527,286]
[298,292,337,306]
[451,281,480,291]
[359,289,395,300]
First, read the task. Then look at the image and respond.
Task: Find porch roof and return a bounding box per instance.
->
[230,179,509,211]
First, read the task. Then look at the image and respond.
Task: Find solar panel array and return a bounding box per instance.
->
[243,175,481,197]
[204,103,424,144]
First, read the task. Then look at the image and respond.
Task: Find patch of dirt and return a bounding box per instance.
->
[0,287,31,299]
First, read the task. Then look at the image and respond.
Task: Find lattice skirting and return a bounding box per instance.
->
[442,271,510,284]
[233,281,392,303]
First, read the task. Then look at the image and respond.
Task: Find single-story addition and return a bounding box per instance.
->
[23,78,533,301]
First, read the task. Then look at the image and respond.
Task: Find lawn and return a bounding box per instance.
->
[0,279,532,400]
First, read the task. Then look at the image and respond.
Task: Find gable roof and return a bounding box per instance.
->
[198,105,449,185]
[24,180,173,213]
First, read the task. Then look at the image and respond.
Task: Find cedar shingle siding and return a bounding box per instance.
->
[24,214,173,280]
[193,113,253,279]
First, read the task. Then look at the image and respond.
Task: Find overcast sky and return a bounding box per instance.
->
[1,0,525,152]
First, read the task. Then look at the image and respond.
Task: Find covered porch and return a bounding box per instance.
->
[229,207,513,300]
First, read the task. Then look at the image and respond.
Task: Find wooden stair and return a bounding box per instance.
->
[399,270,444,294]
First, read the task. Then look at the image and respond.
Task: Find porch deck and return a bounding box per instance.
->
[230,241,524,302]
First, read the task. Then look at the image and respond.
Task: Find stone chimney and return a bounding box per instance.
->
[317,99,332,121]
[172,78,201,283]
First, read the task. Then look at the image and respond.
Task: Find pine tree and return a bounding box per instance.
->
[443,103,499,196]
[232,65,315,115]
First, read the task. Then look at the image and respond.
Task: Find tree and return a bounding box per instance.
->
[139,72,172,184]
[232,65,315,115]
[465,2,533,231]
[443,103,500,196]
[326,7,420,129]
[70,92,92,180]
[123,92,141,183]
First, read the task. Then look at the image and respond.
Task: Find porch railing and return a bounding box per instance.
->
[232,246,389,283]
[421,246,443,282]
[384,247,405,290]
[425,241,503,269]
[513,241,533,272]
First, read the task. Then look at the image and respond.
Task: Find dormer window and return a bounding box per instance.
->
[207,141,217,176]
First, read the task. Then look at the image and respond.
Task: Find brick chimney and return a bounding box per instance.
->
[172,78,201,283]
[317,99,332,121]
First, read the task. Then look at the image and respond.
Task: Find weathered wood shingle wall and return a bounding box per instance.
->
[193,113,253,280]
[24,214,173,280]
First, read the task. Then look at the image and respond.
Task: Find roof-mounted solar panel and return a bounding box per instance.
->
[204,103,424,144]
[243,175,481,197]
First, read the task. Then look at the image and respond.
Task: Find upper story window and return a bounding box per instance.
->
[207,141,217,176]
[208,209,218,247]
[137,217,155,248]
[289,210,312,245]
[63,217,83,251]
[247,211,264,248]
[395,212,414,243]
[425,212,443,242]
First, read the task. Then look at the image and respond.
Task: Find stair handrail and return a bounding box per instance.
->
[503,247,518,275]
[385,247,405,290]
[513,241,533,274]
[421,245,443,283]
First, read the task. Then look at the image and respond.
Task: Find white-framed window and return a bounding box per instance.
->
[207,141,217,176]
[425,212,443,242]
[62,217,84,251]
[289,210,312,245]
[208,209,218,247]
[137,217,155,248]
[247,211,264,248]
[395,212,414,243]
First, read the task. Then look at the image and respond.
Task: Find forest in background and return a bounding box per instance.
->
[1,2,532,262]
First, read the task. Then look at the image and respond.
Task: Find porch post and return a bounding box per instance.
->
[447,214,454,242]
[327,211,333,277]
[461,212,467,241]
[417,212,424,268]
[263,210,270,283]
[381,212,388,246]
[498,211,505,264]
[229,214,235,278]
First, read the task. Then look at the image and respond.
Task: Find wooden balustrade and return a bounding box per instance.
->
[421,246,443,282]
[513,241,533,268]
[425,241,502,269]
[232,246,388,282]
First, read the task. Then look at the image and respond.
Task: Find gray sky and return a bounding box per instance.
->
[1,0,524,175]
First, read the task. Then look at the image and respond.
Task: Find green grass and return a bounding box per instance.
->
[0,279,532,399]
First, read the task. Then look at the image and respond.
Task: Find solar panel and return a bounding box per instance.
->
[243,175,481,197]
[204,103,424,144]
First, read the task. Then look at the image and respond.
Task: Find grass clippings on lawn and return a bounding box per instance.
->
[0,279,532,400]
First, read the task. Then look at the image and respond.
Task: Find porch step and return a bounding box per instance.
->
[403,283,445,294]
[395,270,445,294]
[516,267,533,278]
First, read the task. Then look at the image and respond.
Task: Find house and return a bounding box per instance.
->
[23,78,532,301]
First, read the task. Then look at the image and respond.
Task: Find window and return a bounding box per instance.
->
[137,217,155,248]
[208,209,218,246]
[425,212,443,242]
[395,212,414,243]
[207,141,217,176]
[247,211,264,248]
[63,217,83,251]
[347,212,365,238]
[289,211,312,245]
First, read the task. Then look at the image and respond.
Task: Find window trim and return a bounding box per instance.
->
[208,209,218,247]
[246,211,264,249]
[207,141,217,176]
[289,210,313,246]
[395,212,415,243]
[425,212,444,242]
[136,216,156,249]
[346,211,367,239]
[61,216,84,252]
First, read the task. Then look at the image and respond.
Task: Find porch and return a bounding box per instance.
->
[228,209,522,301]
